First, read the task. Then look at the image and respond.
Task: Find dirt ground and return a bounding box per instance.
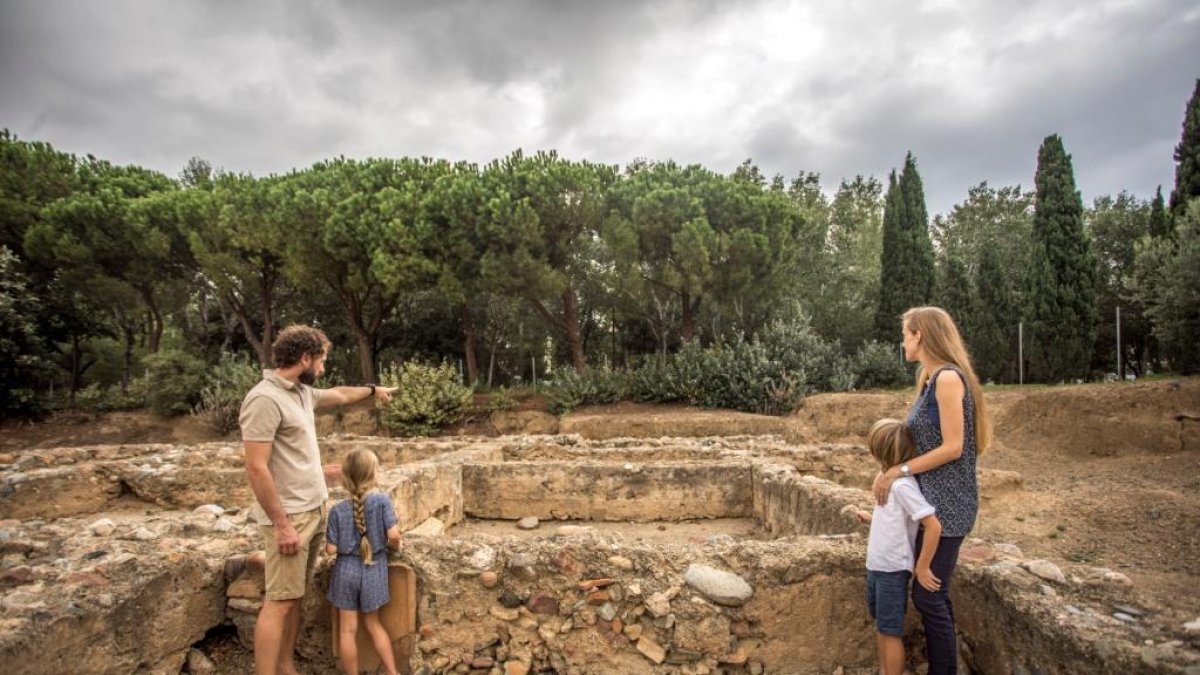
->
[3,378,1198,665]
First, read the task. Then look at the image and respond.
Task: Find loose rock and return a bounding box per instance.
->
[684,564,754,606]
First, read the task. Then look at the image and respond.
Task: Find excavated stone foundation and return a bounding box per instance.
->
[1,435,1196,674]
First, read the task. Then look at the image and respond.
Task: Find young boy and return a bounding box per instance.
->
[857,418,943,675]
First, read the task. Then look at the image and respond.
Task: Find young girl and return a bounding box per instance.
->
[857,418,943,675]
[325,449,402,675]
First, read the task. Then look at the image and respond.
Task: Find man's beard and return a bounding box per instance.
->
[298,367,318,386]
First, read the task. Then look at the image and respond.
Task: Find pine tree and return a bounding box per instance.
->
[1169,79,1200,218]
[1027,135,1098,382]
[874,153,936,341]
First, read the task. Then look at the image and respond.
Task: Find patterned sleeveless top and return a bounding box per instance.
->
[905,365,978,537]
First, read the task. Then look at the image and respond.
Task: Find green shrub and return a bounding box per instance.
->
[378,361,473,436]
[76,377,149,412]
[695,337,805,415]
[143,349,208,417]
[485,387,519,413]
[629,343,709,404]
[759,317,853,393]
[545,367,628,415]
[850,340,911,390]
[193,352,262,434]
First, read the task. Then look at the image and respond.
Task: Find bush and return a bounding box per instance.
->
[850,340,911,390]
[378,361,473,436]
[629,338,804,415]
[759,317,853,394]
[76,377,149,412]
[143,349,208,417]
[484,387,519,413]
[695,337,805,415]
[545,367,628,415]
[193,352,262,434]
[629,343,708,404]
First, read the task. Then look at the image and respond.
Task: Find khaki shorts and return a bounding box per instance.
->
[261,504,326,601]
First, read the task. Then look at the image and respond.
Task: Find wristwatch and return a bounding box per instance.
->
[899,463,911,478]
[365,383,377,398]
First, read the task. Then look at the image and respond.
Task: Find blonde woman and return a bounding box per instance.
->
[325,449,402,675]
[872,306,992,675]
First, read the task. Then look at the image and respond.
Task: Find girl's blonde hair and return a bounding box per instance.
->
[341,449,380,566]
[902,306,993,455]
[867,418,917,469]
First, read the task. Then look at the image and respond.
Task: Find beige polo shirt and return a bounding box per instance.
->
[239,371,329,525]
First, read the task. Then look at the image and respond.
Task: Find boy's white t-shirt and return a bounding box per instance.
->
[866,476,936,573]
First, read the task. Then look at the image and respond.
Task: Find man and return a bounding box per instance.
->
[239,325,396,675]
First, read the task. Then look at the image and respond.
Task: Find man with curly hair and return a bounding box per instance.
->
[239,324,396,675]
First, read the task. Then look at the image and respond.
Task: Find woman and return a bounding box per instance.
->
[872,306,992,675]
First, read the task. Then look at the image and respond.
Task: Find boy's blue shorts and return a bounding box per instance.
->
[866,570,911,637]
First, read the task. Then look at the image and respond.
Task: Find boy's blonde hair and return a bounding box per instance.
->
[341,449,380,566]
[867,418,917,470]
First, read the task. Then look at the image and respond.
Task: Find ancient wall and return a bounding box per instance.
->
[461,462,753,521]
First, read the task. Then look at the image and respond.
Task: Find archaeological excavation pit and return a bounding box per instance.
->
[1,435,1195,674]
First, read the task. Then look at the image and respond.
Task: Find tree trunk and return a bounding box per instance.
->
[122,324,135,393]
[681,289,695,343]
[351,325,375,383]
[460,303,478,385]
[562,286,585,371]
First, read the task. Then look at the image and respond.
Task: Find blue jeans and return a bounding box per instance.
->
[913,529,965,675]
[866,570,911,637]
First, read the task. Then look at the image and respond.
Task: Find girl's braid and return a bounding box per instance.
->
[351,485,374,566]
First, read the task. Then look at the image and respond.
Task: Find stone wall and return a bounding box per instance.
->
[752,464,870,537]
[461,462,753,521]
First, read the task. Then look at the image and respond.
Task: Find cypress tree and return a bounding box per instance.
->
[1169,79,1200,218]
[1028,134,1098,382]
[975,244,1020,383]
[1148,185,1170,240]
[874,153,936,341]
[937,253,976,341]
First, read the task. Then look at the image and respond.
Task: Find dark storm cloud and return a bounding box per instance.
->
[0,0,1196,214]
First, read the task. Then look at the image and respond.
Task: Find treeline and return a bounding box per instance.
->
[1,79,1198,419]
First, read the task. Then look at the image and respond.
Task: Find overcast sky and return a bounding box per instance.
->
[2,0,1197,216]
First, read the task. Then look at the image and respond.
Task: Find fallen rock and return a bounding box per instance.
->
[1022,559,1066,584]
[89,518,116,537]
[517,516,539,530]
[636,636,666,664]
[684,564,754,606]
[407,517,445,537]
[187,648,216,674]
[608,555,633,570]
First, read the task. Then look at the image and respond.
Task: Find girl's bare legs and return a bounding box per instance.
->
[363,611,398,675]
[337,609,359,675]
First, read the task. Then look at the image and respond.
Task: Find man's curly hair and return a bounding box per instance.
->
[272,325,332,368]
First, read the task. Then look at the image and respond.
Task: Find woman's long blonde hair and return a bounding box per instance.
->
[902,306,993,455]
[341,449,380,566]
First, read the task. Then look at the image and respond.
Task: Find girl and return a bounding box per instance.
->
[872,306,993,675]
[325,449,402,675]
[858,418,943,675]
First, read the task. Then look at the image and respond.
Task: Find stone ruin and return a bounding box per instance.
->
[1,434,1198,674]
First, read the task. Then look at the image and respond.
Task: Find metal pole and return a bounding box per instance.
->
[531,355,537,389]
[1116,306,1122,381]
[1018,321,1024,386]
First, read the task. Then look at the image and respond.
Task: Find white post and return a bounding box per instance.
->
[1018,321,1024,386]
[531,356,537,389]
